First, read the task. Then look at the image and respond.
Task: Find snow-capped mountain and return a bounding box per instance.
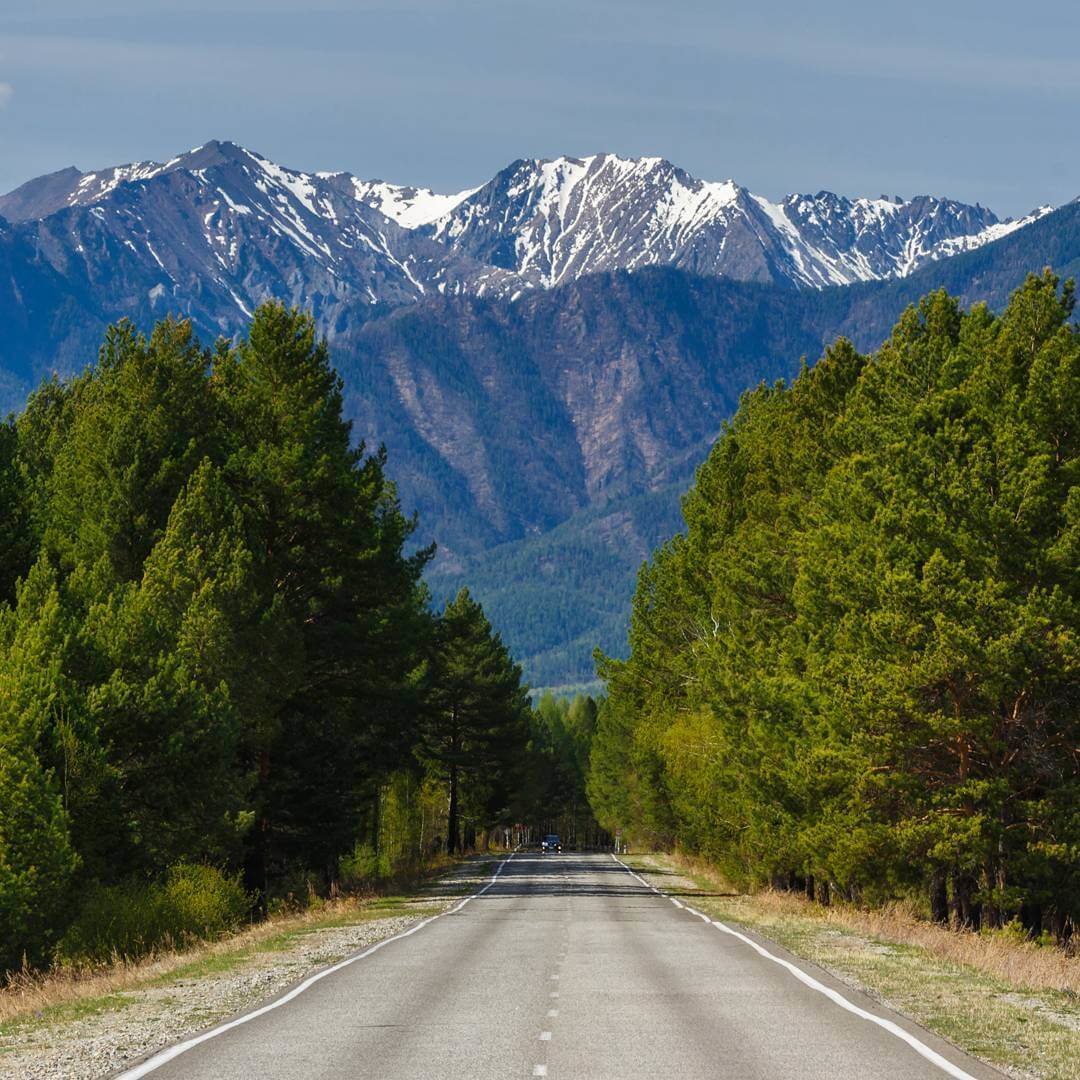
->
[424,154,1050,289]
[0,141,513,340]
[0,141,1053,346]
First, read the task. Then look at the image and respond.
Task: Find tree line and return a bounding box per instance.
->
[588,272,1080,944]
[0,305,533,972]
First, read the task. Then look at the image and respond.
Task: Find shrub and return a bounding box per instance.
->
[339,842,391,892]
[57,862,250,966]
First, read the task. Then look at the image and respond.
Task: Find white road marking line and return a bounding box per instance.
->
[113,853,519,1079]
[550,991,560,998]
[534,1066,548,1076]
[547,1008,559,1017]
[550,973,560,980]
[539,1031,552,1041]
[611,855,981,1080]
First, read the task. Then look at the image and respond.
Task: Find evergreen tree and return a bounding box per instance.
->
[80,461,256,875]
[215,303,431,892]
[596,273,1080,938]
[0,419,32,602]
[0,560,79,968]
[43,319,219,594]
[425,589,530,853]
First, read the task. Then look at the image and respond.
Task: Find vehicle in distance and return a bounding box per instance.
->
[541,834,562,853]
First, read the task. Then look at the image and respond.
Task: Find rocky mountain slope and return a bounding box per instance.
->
[423,154,1048,289]
[0,141,1049,389]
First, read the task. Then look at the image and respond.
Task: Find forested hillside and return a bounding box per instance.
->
[590,272,1080,941]
[0,307,542,974]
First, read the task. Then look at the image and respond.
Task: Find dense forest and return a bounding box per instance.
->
[9,269,1077,976]
[0,305,556,973]
[588,271,1080,943]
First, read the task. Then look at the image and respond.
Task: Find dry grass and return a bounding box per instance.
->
[0,852,482,1031]
[668,852,1080,996]
[0,896,396,1028]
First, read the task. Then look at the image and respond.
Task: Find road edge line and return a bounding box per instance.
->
[113,852,517,1079]
[611,854,982,1080]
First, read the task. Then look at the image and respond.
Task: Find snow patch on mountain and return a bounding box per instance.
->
[935,204,1056,258]
[351,179,478,229]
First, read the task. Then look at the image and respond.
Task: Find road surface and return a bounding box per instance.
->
[117,853,1001,1080]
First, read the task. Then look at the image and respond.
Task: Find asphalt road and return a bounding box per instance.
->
[117,853,1002,1080]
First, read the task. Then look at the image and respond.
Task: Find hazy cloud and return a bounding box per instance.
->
[0,82,12,107]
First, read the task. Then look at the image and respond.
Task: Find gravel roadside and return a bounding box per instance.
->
[0,859,501,1080]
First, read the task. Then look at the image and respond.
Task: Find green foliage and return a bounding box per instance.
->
[596,272,1080,938]
[0,709,77,971]
[527,692,605,846]
[0,419,32,602]
[338,843,392,891]
[57,863,250,966]
[0,559,80,970]
[423,588,532,852]
[0,304,541,973]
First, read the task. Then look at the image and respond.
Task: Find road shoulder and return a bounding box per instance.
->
[0,858,501,1080]
[624,853,1079,1080]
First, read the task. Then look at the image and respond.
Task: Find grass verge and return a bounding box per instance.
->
[0,853,497,1040]
[626,852,1080,1080]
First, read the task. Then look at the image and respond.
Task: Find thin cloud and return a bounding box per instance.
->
[0,82,12,106]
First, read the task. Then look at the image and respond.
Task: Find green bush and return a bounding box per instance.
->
[339,842,391,891]
[58,863,250,966]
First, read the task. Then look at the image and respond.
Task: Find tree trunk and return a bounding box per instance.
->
[243,749,271,917]
[929,867,949,925]
[983,855,1005,929]
[1052,908,1073,947]
[447,762,459,855]
[804,874,815,902]
[816,879,830,906]
[1020,901,1043,940]
[951,870,981,930]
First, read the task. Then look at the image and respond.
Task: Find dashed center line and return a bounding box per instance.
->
[533,1066,547,1077]
[539,1031,552,1041]
[547,1008,559,1018]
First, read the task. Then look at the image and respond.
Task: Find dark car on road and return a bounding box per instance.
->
[541,834,562,853]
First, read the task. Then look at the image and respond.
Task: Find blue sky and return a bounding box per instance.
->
[0,0,1075,217]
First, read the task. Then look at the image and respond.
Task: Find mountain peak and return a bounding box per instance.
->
[0,141,1058,301]
[168,140,255,171]
[0,165,88,222]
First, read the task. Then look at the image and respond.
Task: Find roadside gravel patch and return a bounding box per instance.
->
[0,858,501,1080]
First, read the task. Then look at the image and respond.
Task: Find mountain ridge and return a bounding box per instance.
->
[0,141,1052,319]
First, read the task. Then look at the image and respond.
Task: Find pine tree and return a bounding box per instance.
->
[215,303,431,893]
[81,461,257,874]
[425,589,530,853]
[0,560,79,968]
[0,419,32,603]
